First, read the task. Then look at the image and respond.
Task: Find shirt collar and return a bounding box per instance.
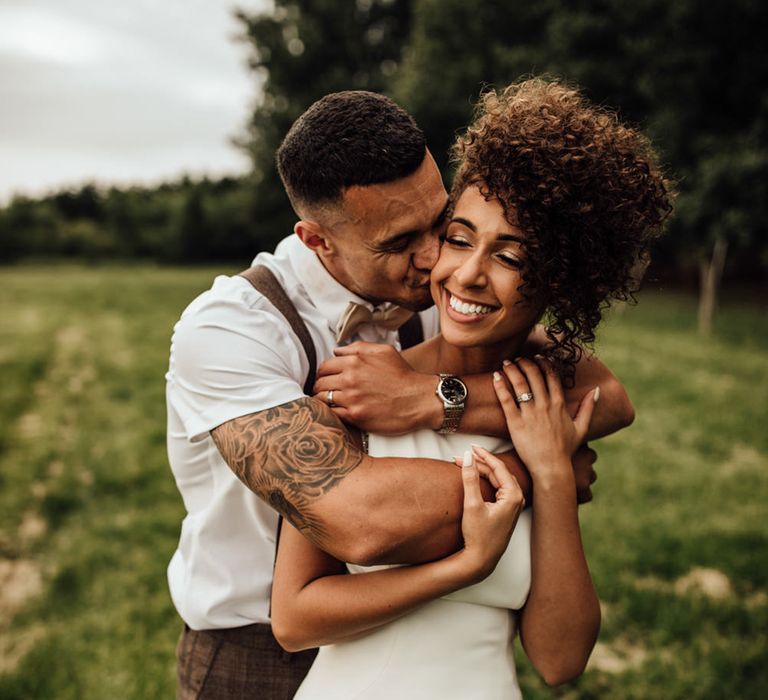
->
[289,235,376,336]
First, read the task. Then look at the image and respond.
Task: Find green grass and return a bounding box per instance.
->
[0,266,766,699]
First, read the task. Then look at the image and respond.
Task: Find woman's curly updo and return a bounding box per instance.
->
[451,77,674,380]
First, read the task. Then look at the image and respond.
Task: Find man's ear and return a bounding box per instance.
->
[294,220,335,255]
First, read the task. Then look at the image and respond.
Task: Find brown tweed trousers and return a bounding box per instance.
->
[176,623,318,699]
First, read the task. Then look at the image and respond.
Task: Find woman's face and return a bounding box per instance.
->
[430,185,543,349]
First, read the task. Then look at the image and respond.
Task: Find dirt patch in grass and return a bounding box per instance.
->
[0,558,42,619]
[30,481,48,499]
[722,442,766,476]
[674,567,733,600]
[0,625,45,674]
[16,412,44,439]
[635,567,735,601]
[588,637,647,674]
[0,557,45,673]
[18,510,47,544]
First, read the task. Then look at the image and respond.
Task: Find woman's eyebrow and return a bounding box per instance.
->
[497,233,524,244]
[451,217,524,243]
[450,216,476,231]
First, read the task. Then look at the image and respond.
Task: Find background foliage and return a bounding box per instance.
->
[1,0,766,289]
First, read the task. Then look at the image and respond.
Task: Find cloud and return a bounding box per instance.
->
[0,0,269,200]
[0,5,110,65]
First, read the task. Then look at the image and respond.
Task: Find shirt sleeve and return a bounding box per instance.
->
[167,289,309,443]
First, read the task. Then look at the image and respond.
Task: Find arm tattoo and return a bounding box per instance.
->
[211,397,362,547]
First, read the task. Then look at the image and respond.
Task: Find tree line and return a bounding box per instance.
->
[2,0,766,308]
[0,177,262,264]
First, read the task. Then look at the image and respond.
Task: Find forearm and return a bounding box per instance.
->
[272,552,474,652]
[520,471,600,685]
[565,356,634,439]
[409,354,632,442]
[315,453,467,564]
[211,397,468,564]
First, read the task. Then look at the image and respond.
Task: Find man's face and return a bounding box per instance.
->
[324,150,449,311]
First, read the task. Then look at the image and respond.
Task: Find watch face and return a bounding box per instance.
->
[439,376,467,404]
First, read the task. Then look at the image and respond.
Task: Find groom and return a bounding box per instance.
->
[166,90,633,699]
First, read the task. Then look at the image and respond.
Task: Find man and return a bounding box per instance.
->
[166,91,633,698]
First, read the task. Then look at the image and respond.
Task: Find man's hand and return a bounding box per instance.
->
[313,342,437,434]
[572,444,598,504]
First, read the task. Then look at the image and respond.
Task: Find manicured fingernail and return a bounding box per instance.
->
[502,359,512,366]
[462,449,474,467]
[493,371,502,381]
[593,386,601,403]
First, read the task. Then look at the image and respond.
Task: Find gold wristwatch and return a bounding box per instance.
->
[436,374,468,434]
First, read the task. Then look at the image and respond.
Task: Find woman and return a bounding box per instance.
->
[271,78,672,697]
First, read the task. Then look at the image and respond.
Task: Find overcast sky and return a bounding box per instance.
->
[0,0,270,202]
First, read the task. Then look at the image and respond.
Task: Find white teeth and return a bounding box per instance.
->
[449,294,493,316]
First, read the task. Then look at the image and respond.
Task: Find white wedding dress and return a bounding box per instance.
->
[293,431,532,699]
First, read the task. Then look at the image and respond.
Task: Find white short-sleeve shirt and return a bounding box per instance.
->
[166,234,439,629]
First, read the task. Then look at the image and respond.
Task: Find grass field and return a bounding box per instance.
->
[0,264,766,699]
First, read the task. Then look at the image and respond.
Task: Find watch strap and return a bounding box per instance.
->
[437,373,466,434]
[438,402,465,434]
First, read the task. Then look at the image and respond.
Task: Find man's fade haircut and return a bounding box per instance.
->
[277,91,426,214]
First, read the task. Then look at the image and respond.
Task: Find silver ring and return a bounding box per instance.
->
[516,392,534,403]
[326,390,336,407]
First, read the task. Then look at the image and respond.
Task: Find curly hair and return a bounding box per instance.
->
[451,78,674,381]
[277,91,426,214]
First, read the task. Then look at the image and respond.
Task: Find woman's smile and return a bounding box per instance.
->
[443,288,499,323]
[431,185,541,350]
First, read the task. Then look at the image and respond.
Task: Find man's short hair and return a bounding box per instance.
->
[277,91,426,214]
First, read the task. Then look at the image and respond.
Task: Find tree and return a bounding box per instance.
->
[394,0,768,332]
[177,185,213,262]
[392,0,556,175]
[235,0,413,251]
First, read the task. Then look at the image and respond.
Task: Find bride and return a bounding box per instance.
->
[270,78,672,697]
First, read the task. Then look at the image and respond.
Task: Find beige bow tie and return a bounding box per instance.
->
[335,301,414,343]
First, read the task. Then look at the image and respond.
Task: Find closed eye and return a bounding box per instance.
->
[385,239,411,253]
[444,235,471,248]
[376,233,415,253]
[497,253,523,268]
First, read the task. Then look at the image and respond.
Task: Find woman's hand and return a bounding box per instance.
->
[493,357,598,482]
[457,447,525,582]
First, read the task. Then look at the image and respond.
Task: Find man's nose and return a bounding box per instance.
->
[412,231,440,271]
